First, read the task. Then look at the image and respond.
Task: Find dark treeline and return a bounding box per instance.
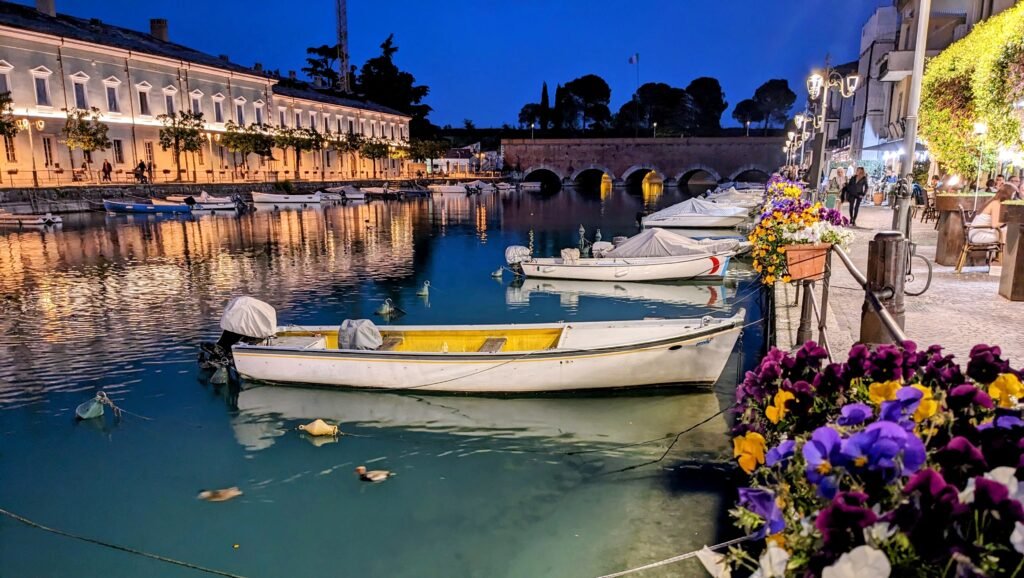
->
[517,75,797,137]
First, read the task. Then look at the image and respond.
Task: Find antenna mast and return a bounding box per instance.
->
[336,0,350,92]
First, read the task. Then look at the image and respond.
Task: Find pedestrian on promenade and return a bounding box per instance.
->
[146,162,155,183]
[828,167,848,211]
[101,160,112,182]
[845,167,869,226]
[135,161,148,184]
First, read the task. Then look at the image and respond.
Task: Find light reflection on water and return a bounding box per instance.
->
[0,188,764,578]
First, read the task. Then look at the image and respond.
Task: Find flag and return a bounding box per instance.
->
[628,53,639,65]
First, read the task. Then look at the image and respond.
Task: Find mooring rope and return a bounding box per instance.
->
[0,507,248,578]
[594,535,752,578]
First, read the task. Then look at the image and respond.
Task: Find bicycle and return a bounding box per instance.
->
[891,177,933,296]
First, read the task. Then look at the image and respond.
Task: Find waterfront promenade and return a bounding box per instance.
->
[776,204,1024,364]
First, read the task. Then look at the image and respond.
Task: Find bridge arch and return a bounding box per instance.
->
[569,164,616,182]
[523,164,565,182]
[621,164,667,183]
[728,164,773,183]
[672,164,722,184]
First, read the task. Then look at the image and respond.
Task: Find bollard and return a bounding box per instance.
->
[860,231,907,344]
[795,280,816,345]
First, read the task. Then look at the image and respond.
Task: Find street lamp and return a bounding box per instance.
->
[745,120,750,137]
[807,65,860,191]
[530,122,535,141]
[653,122,658,138]
[17,119,44,188]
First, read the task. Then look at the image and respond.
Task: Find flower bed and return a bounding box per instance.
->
[749,195,852,285]
[721,341,1024,577]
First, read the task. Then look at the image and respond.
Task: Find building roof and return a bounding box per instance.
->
[0,1,263,77]
[272,84,409,118]
[834,60,859,75]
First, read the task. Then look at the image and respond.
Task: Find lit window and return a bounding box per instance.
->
[214,101,223,123]
[106,86,120,112]
[73,82,88,109]
[34,77,51,106]
[4,134,16,162]
[112,139,124,164]
[139,91,150,115]
[235,104,244,124]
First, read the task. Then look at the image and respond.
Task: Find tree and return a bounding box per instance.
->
[612,82,696,136]
[331,132,364,177]
[686,77,727,136]
[0,92,18,141]
[552,84,570,131]
[273,125,315,174]
[732,98,765,130]
[356,34,433,135]
[564,74,612,131]
[359,138,390,178]
[302,43,342,90]
[518,103,541,128]
[539,82,550,130]
[753,79,797,133]
[463,119,476,131]
[157,110,205,181]
[61,107,110,171]
[408,139,448,163]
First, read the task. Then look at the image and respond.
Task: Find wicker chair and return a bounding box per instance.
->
[920,189,938,225]
[956,206,1003,273]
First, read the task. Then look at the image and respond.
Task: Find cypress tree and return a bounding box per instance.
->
[539,82,550,130]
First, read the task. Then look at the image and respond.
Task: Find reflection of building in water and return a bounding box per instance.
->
[600,174,613,200]
[641,172,664,208]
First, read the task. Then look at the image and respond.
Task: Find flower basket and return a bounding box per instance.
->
[783,243,831,281]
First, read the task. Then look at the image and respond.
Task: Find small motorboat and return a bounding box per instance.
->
[103,199,192,214]
[641,198,750,229]
[507,278,730,308]
[251,191,322,204]
[520,182,542,192]
[495,182,514,191]
[427,183,467,195]
[162,191,237,211]
[0,209,63,227]
[217,297,744,393]
[323,185,364,201]
[465,180,496,193]
[506,228,742,282]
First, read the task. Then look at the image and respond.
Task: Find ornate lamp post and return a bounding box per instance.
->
[17,119,44,188]
[807,67,859,190]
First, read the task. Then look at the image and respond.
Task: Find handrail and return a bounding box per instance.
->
[831,244,908,344]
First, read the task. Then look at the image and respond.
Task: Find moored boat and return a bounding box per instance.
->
[163,191,237,211]
[251,191,322,204]
[323,185,364,200]
[506,278,731,308]
[427,183,467,195]
[520,182,543,192]
[103,199,192,214]
[0,209,63,227]
[641,198,750,229]
[212,296,744,393]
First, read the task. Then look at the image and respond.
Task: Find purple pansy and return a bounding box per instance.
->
[933,437,987,487]
[766,439,796,467]
[803,426,843,498]
[947,384,994,413]
[896,469,969,562]
[966,344,1011,385]
[738,487,785,538]
[837,403,873,426]
[878,386,922,430]
[840,421,926,481]
[815,491,878,557]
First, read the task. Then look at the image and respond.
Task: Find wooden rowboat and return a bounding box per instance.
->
[232,312,744,393]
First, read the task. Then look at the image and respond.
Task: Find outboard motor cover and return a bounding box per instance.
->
[220,296,277,339]
[338,319,383,350]
[505,245,532,266]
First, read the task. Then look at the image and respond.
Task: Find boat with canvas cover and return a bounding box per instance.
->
[505,278,731,309]
[506,228,741,282]
[323,185,364,200]
[641,198,750,229]
[214,296,744,393]
[103,199,192,214]
[0,209,62,227]
[251,191,322,204]
[160,191,237,211]
[427,183,467,194]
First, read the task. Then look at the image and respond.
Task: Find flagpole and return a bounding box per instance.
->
[634,53,640,138]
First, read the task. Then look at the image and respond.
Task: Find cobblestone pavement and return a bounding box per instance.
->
[775,203,1024,366]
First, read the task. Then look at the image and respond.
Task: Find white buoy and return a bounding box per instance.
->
[491,268,503,278]
[416,281,430,297]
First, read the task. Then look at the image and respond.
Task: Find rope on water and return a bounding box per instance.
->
[0,507,248,578]
[594,535,752,578]
[598,405,736,475]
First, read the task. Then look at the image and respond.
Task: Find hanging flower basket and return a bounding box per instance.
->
[783,243,831,281]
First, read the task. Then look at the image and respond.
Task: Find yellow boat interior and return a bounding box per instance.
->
[276,327,564,353]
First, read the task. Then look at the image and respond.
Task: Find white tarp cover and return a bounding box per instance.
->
[605,228,741,258]
[338,319,383,350]
[560,248,581,263]
[220,296,277,338]
[591,241,614,257]
[505,245,532,265]
[645,198,749,221]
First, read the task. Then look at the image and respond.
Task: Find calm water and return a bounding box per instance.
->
[0,187,765,578]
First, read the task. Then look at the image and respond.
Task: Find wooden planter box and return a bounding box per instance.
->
[784,243,831,281]
[935,194,995,266]
[1000,204,1024,301]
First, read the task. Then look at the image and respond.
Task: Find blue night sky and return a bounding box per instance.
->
[24,0,891,127]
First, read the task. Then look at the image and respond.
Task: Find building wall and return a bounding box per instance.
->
[850,5,898,160]
[0,24,411,187]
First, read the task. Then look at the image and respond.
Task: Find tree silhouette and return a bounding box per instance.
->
[732,99,765,130]
[157,110,205,180]
[564,74,611,131]
[539,82,550,130]
[753,79,797,133]
[356,34,433,135]
[686,77,727,136]
[302,44,342,90]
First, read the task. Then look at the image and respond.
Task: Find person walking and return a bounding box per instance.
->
[845,167,869,226]
[101,160,112,182]
[828,167,848,212]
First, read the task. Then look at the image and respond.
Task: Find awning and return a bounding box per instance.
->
[860,141,928,153]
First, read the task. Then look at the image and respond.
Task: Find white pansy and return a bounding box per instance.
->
[783,221,854,249]
[822,545,891,578]
[695,546,731,578]
[863,521,897,546]
[1012,522,1024,555]
[959,467,1024,505]
[959,478,976,504]
[750,544,789,578]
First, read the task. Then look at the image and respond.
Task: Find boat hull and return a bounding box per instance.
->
[428,185,467,194]
[251,191,322,204]
[0,211,63,226]
[519,254,730,282]
[103,200,191,213]
[642,215,749,229]
[154,198,236,211]
[232,315,743,393]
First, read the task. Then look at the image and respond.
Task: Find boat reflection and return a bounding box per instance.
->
[506,278,732,309]
[231,384,732,458]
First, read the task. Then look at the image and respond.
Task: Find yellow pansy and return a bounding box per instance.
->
[989,373,1024,408]
[765,390,795,424]
[733,431,766,474]
[868,380,901,405]
[764,275,776,284]
[777,246,786,254]
[911,384,938,422]
[781,275,792,283]
[766,532,786,548]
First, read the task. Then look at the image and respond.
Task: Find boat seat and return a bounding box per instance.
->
[478,337,507,353]
[378,336,404,351]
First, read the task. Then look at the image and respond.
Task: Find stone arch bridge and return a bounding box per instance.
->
[501,137,786,185]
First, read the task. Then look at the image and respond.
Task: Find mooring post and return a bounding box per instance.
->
[795,280,815,345]
[860,231,907,344]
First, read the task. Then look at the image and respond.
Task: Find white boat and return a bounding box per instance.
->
[0,209,62,227]
[230,314,744,393]
[520,182,543,192]
[495,182,514,191]
[506,278,731,309]
[162,191,237,211]
[427,183,467,195]
[465,180,496,193]
[642,198,750,229]
[323,185,364,200]
[507,228,742,282]
[251,191,322,204]
[706,188,763,210]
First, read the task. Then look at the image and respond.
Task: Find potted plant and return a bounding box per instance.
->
[750,198,852,284]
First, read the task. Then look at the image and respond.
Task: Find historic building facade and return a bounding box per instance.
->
[0,1,411,187]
